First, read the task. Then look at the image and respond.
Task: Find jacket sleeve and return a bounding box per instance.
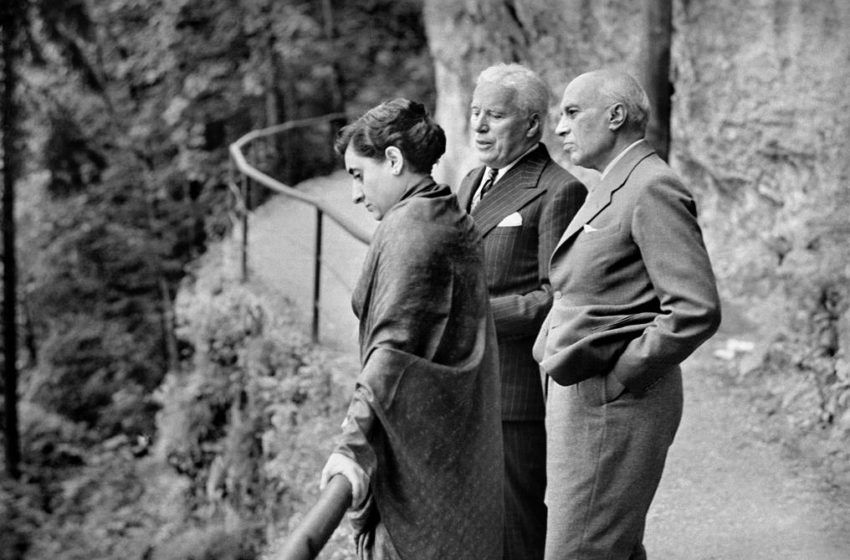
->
[490,179,585,339]
[609,175,722,392]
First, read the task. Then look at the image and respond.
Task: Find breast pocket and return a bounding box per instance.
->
[570,223,623,262]
[577,222,621,241]
[566,221,639,298]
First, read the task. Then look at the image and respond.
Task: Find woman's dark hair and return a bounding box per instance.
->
[334,98,446,174]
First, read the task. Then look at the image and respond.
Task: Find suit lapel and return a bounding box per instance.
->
[554,141,655,253]
[472,144,548,236]
[457,168,484,212]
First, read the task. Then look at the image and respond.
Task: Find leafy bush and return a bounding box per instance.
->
[3,243,358,560]
[150,245,355,556]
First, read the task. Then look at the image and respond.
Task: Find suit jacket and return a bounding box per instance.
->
[533,140,721,394]
[459,143,586,420]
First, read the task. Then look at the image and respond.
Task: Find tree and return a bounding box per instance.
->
[1,0,23,480]
[638,0,672,161]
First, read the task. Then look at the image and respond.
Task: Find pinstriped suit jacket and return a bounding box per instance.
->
[458,143,586,420]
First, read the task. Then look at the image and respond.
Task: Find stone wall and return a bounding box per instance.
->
[672,0,850,322]
[423,0,643,188]
[424,0,850,323]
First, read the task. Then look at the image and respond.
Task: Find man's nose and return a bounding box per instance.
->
[555,115,570,136]
[555,115,569,137]
[472,113,488,132]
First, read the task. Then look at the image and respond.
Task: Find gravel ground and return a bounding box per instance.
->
[645,340,850,559]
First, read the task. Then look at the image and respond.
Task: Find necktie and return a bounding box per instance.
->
[471,167,498,211]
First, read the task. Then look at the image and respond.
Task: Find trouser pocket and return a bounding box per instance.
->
[576,372,627,407]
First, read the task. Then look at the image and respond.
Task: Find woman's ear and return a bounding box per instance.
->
[385,146,404,175]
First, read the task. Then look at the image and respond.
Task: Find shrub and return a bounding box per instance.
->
[152,246,354,554]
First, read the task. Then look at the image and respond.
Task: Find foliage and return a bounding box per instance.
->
[149,246,355,557]
[2,244,359,559]
[4,0,431,557]
[13,0,432,441]
[714,180,850,487]
[706,150,850,450]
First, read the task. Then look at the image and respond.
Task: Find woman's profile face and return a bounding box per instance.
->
[344,144,405,221]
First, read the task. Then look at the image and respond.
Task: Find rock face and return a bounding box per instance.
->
[423,0,644,186]
[423,0,850,430]
[424,0,850,311]
[672,0,850,320]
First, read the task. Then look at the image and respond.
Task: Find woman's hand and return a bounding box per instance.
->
[321,452,370,509]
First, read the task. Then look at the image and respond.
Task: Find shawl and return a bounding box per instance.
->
[349,177,503,559]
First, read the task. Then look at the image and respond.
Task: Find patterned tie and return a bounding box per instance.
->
[471,167,498,211]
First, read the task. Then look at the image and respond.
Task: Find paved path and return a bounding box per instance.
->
[246,170,375,354]
[251,171,850,559]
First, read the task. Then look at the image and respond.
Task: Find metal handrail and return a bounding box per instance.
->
[229,113,371,244]
[272,474,353,559]
[228,113,372,343]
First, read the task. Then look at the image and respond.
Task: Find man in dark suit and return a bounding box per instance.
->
[533,69,722,559]
[458,63,586,560]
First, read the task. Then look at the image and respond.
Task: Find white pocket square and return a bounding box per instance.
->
[582,223,599,233]
[497,212,523,227]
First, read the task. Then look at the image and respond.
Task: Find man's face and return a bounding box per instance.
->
[555,75,616,172]
[470,82,537,169]
[344,145,403,221]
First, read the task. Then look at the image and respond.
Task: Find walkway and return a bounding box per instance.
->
[246,169,375,354]
[250,171,850,559]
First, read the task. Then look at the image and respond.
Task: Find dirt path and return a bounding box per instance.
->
[246,170,375,354]
[646,340,850,558]
[253,172,850,559]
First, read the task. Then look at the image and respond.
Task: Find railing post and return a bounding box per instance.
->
[241,174,250,282]
[229,113,370,344]
[312,207,323,343]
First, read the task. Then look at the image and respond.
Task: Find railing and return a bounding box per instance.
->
[228,113,372,343]
[230,114,363,558]
[272,475,352,559]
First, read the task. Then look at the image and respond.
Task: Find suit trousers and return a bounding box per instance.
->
[503,420,547,560]
[544,367,683,560]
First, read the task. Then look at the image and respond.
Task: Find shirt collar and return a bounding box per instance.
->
[482,143,540,187]
[600,139,645,180]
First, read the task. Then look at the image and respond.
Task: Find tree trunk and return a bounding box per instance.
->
[320,0,345,114]
[319,0,347,163]
[142,169,180,374]
[1,0,22,480]
[21,289,37,367]
[265,35,287,189]
[638,0,672,161]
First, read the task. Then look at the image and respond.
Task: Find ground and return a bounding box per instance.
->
[252,170,850,559]
[646,341,850,559]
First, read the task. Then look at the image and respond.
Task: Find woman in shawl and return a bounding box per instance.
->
[319,98,503,559]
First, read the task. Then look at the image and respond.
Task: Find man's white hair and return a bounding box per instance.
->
[476,63,550,118]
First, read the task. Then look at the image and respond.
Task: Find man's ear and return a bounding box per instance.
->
[527,113,542,138]
[385,146,404,175]
[608,103,627,131]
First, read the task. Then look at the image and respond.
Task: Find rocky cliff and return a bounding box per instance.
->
[423,0,850,438]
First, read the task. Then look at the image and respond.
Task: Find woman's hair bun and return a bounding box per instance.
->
[335,98,445,174]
